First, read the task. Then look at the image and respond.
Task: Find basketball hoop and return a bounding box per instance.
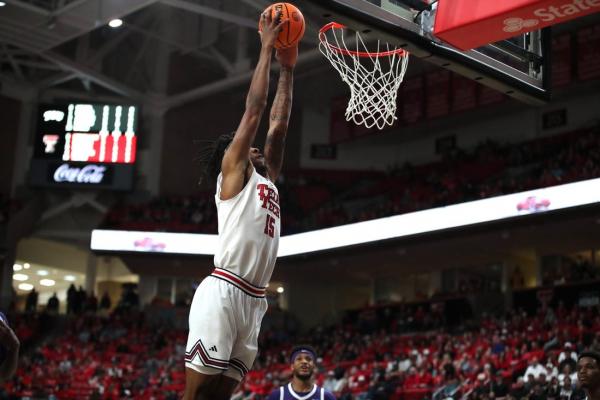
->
[319,22,409,130]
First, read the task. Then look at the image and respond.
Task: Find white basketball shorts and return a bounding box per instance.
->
[185,268,268,381]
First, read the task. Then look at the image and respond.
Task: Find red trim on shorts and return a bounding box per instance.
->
[229,358,249,377]
[185,339,229,370]
[211,268,266,298]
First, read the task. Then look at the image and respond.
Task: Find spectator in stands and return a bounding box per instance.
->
[0,312,19,384]
[490,371,509,398]
[85,292,98,313]
[577,351,600,400]
[74,286,87,314]
[546,359,559,380]
[398,352,411,373]
[558,342,578,366]
[524,357,548,382]
[323,370,336,393]
[529,382,547,400]
[546,376,561,399]
[100,291,111,311]
[46,292,59,314]
[558,363,577,385]
[67,283,76,314]
[25,288,38,313]
[511,377,528,399]
[120,284,139,309]
[560,375,575,398]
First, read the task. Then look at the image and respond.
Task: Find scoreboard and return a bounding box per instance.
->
[30,102,138,191]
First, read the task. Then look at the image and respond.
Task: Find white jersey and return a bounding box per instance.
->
[214,166,280,287]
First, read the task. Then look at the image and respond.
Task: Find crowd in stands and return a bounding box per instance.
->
[4,309,186,400]
[23,284,135,316]
[541,257,600,287]
[103,126,600,235]
[4,288,599,399]
[103,196,217,234]
[238,300,599,400]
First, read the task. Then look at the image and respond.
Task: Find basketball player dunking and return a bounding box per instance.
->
[183,10,296,400]
[267,345,336,400]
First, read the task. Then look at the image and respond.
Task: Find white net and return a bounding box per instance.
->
[319,23,409,130]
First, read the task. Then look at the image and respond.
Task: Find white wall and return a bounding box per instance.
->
[300,90,600,171]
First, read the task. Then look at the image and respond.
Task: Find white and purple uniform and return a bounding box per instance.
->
[185,166,280,381]
[267,384,336,400]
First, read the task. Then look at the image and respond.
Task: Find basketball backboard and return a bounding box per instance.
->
[301,0,551,105]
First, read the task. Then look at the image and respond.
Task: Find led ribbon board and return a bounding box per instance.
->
[91,177,600,256]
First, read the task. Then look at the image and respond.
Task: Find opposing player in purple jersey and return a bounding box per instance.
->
[267,345,336,400]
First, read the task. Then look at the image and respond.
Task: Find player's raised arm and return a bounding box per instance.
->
[220,11,285,198]
[264,46,297,182]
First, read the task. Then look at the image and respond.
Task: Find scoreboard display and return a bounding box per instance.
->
[30,102,138,190]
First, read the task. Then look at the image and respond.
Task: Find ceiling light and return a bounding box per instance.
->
[277,286,284,294]
[0,2,6,7]
[13,264,22,271]
[64,275,76,282]
[37,270,49,276]
[40,279,56,287]
[108,19,123,28]
[13,274,28,281]
[23,263,31,269]
[18,283,34,291]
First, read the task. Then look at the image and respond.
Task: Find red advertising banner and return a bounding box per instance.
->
[426,70,451,119]
[577,25,600,81]
[435,0,600,50]
[451,74,478,113]
[552,33,573,88]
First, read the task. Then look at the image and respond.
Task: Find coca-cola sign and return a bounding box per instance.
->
[30,160,132,191]
[53,163,106,184]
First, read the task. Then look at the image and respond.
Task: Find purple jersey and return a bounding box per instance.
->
[267,383,336,400]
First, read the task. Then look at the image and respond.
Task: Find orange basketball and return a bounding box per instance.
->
[258,2,305,49]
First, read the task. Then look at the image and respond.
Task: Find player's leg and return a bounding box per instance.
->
[211,374,240,400]
[184,277,237,399]
[182,369,220,400]
[216,294,269,396]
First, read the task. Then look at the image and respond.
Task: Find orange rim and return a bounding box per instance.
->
[319,22,408,58]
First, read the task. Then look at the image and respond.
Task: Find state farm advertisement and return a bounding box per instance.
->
[435,0,600,50]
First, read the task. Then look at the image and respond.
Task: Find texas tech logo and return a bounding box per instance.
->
[503,17,538,33]
[257,183,280,238]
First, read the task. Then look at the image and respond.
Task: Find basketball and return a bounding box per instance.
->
[259,2,305,49]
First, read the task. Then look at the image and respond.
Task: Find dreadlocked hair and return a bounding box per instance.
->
[196,132,235,186]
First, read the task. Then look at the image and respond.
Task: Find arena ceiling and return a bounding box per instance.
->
[0,0,331,110]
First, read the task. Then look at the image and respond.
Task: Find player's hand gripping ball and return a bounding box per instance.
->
[258,2,305,49]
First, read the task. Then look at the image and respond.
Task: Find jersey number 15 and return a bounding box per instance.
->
[264,215,276,238]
